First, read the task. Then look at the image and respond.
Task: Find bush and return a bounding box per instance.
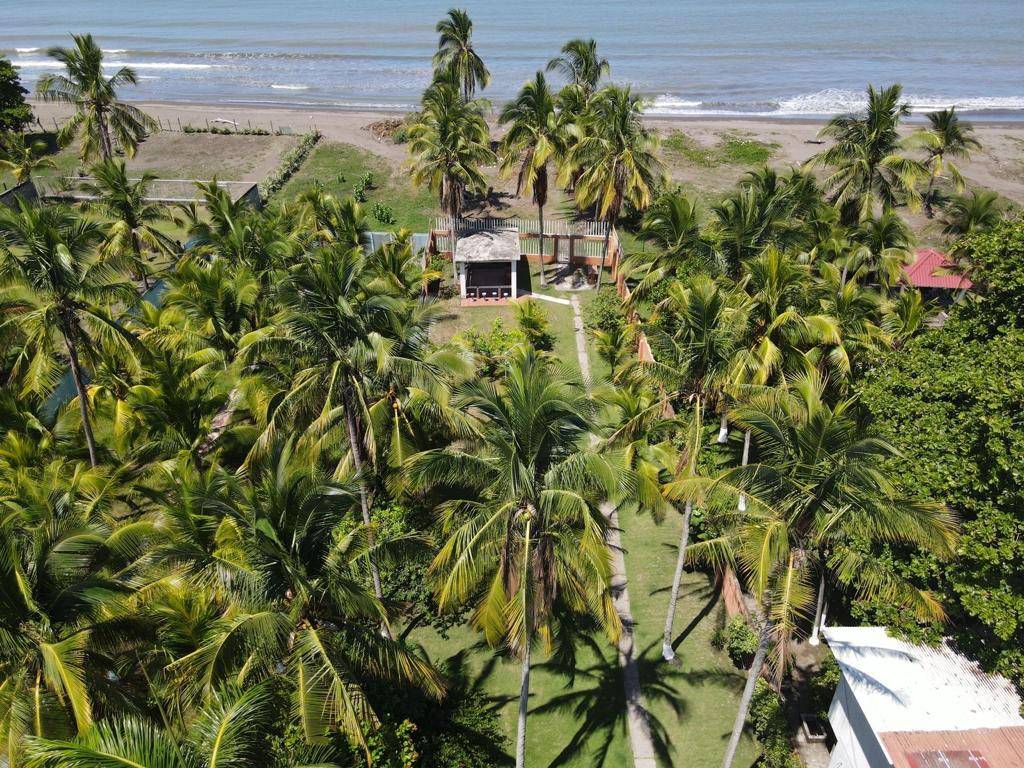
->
[513,298,555,351]
[259,130,322,199]
[584,285,626,334]
[353,171,375,202]
[750,680,801,768]
[806,651,841,721]
[373,202,396,226]
[459,319,525,379]
[0,57,32,133]
[712,615,759,668]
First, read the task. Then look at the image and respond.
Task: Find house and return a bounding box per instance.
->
[823,627,1024,768]
[905,248,973,297]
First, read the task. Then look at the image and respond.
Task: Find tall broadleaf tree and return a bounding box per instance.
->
[37,34,157,162]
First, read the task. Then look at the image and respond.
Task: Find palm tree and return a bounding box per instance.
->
[499,72,570,285]
[849,209,915,288]
[692,374,957,768]
[433,9,490,102]
[0,133,55,185]
[917,108,980,217]
[546,38,610,98]
[0,462,144,767]
[409,81,494,275]
[83,159,178,289]
[566,85,662,288]
[642,276,747,659]
[25,682,338,768]
[941,189,1002,236]
[37,34,156,162]
[166,442,443,757]
[628,190,715,302]
[811,84,924,221]
[406,348,622,768]
[0,201,137,466]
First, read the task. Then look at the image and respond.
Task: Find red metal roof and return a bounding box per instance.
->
[881,727,1024,768]
[906,248,973,290]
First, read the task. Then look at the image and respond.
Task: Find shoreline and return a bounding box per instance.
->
[29,98,1024,131]
[27,98,1024,206]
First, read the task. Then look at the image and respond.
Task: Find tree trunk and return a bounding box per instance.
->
[132,232,150,290]
[64,327,98,467]
[738,429,751,512]
[923,171,938,219]
[596,222,610,289]
[662,500,693,661]
[722,617,772,768]
[343,400,387,618]
[717,411,729,444]
[809,573,827,646]
[537,202,546,286]
[96,105,113,161]
[515,640,532,768]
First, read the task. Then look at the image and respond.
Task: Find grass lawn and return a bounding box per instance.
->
[409,510,758,767]
[277,141,437,230]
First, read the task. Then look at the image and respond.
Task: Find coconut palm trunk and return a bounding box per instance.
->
[597,218,612,289]
[809,573,827,645]
[722,616,773,768]
[62,320,98,467]
[662,500,693,661]
[515,638,532,768]
[343,398,386,614]
[131,231,151,290]
[537,202,546,286]
[738,430,751,511]
[717,411,729,443]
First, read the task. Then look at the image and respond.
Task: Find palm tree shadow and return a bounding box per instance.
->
[671,580,721,651]
[530,635,691,768]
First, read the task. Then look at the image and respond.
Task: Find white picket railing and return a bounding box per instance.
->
[432,216,611,260]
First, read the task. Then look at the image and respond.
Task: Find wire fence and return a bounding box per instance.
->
[35,176,258,204]
[37,114,323,139]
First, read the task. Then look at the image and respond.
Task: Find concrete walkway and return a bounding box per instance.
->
[570,295,658,768]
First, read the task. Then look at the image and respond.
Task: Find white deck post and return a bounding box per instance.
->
[510,259,518,298]
[458,263,467,298]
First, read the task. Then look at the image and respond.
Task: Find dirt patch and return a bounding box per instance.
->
[124,132,299,182]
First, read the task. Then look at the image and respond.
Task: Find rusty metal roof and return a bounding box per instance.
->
[880,728,1024,768]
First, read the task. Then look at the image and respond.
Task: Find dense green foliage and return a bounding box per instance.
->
[0,58,32,134]
[858,216,1024,688]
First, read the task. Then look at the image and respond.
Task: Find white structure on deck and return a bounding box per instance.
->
[453,228,520,301]
[823,626,1024,768]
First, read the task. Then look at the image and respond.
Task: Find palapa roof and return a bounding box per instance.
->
[906,248,973,290]
[454,229,520,263]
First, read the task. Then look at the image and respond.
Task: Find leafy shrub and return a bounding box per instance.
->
[806,651,841,721]
[259,130,322,199]
[584,286,626,334]
[459,319,525,379]
[181,123,271,136]
[353,171,375,202]
[712,615,759,668]
[514,298,555,351]
[373,202,396,226]
[392,126,409,144]
[750,680,801,768]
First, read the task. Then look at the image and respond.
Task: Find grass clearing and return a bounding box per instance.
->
[278,141,437,229]
[663,130,779,168]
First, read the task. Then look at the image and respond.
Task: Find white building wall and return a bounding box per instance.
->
[827,678,891,768]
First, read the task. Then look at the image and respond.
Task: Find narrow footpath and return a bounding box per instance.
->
[571,295,658,768]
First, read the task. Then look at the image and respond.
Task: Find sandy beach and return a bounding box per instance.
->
[29,99,1024,210]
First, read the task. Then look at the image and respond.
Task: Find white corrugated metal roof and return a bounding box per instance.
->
[823,627,1024,734]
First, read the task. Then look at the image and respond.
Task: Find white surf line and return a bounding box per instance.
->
[571,294,658,768]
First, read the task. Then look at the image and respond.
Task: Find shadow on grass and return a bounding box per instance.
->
[528,633,741,768]
[671,579,722,651]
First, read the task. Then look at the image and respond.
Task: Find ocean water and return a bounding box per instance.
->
[4,0,1023,118]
